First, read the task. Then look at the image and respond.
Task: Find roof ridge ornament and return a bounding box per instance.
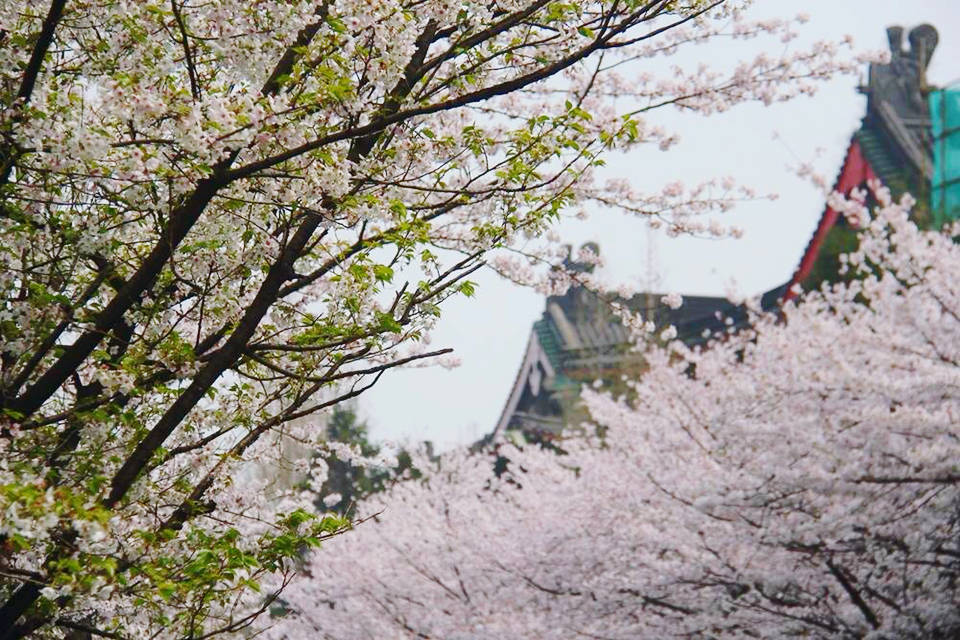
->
[908,24,938,75]
[886,26,903,60]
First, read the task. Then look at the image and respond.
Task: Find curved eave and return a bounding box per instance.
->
[490,331,557,442]
[786,138,878,300]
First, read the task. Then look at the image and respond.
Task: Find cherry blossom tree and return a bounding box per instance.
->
[0,0,867,637]
[273,188,960,639]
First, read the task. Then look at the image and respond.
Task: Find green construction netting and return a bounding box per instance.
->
[930,88,960,227]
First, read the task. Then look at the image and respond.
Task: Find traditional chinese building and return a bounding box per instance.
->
[788,23,958,294]
[488,245,787,441]
[490,24,957,444]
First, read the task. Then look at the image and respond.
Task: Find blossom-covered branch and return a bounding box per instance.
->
[273,191,960,638]
[0,1,861,637]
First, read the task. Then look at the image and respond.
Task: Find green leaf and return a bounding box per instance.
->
[373,265,394,283]
[375,312,402,334]
[325,16,347,33]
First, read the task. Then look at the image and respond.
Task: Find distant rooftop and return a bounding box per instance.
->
[489,244,787,442]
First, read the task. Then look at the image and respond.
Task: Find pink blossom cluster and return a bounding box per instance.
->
[272,193,960,638]
[0,0,871,636]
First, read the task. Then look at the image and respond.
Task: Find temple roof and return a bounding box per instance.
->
[534,285,787,374]
[788,24,943,296]
[489,261,788,441]
[861,25,937,179]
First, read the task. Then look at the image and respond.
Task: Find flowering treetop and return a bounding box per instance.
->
[273,188,960,638]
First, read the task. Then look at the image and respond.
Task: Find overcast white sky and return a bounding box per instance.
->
[360,1,960,449]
